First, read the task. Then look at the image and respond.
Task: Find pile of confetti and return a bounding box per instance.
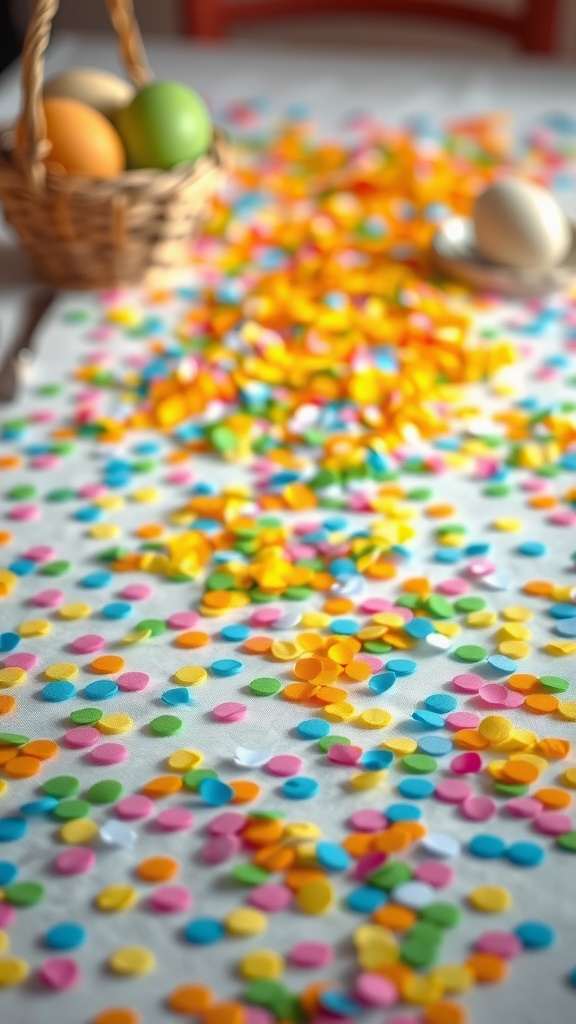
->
[1,104,576,1024]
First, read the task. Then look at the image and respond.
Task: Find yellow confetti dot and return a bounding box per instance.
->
[94,495,124,510]
[0,932,9,954]
[546,641,576,656]
[0,781,8,798]
[493,517,522,532]
[355,708,392,729]
[371,612,406,629]
[97,713,133,735]
[478,716,512,744]
[382,737,418,755]
[296,879,334,915]
[131,488,160,503]
[121,629,152,644]
[0,667,26,688]
[59,819,99,844]
[89,523,122,540]
[18,619,51,637]
[239,949,284,980]
[167,749,203,772]
[501,606,533,622]
[349,770,387,791]
[173,666,207,686]
[469,886,511,913]
[557,703,576,721]
[433,621,460,638]
[562,767,576,788]
[0,957,29,986]
[300,612,330,628]
[430,964,474,994]
[497,623,532,642]
[509,752,548,772]
[284,822,323,841]
[354,924,398,969]
[58,603,92,620]
[498,640,531,659]
[322,702,355,722]
[44,662,78,681]
[402,975,444,1005]
[270,641,302,661]
[466,610,497,628]
[96,884,138,913]
[108,946,155,976]
[0,569,17,596]
[225,908,268,936]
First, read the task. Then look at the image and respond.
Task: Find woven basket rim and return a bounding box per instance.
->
[0,126,230,195]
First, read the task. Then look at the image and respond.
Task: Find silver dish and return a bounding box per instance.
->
[431,216,576,296]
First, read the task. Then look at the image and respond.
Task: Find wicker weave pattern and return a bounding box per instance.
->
[0,0,228,289]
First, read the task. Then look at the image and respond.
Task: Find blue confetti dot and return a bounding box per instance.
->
[550,603,576,620]
[568,965,576,988]
[412,709,445,729]
[8,559,36,576]
[361,750,394,771]
[296,719,330,739]
[487,654,518,674]
[45,922,86,950]
[19,797,59,816]
[369,671,396,694]
[398,778,435,799]
[184,917,224,944]
[74,506,103,522]
[386,803,422,823]
[320,992,362,1017]
[418,735,452,757]
[41,680,77,703]
[425,693,458,714]
[347,887,388,913]
[386,658,417,676]
[220,624,250,642]
[101,601,133,620]
[0,817,27,842]
[282,776,319,799]
[161,688,194,706]
[329,618,360,635]
[517,541,547,557]
[316,841,351,871]
[81,571,113,588]
[0,861,18,885]
[199,778,234,806]
[210,659,243,676]
[555,619,576,638]
[0,633,20,653]
[468,834,507,859]
[505,842,545,868]
[84,679,119,701]
[404,618,435,639]
[515,921,556,949]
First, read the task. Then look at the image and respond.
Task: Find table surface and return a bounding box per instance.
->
[1,34,576,1024]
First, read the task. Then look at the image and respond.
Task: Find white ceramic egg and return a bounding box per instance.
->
[44,68,135,120]
[473,178,571,269]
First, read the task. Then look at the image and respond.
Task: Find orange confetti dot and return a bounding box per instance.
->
[142,775,183,799]
[90,655,125,675]
[0,531,12,546]
[453,729,489,750]
[203,1004,245,1024]
[342,833,374,858]
[534,787,572,809]
[507,673,539,694]
[523,580,554,598]
[229,779,261,804]
[136,856,179,883]
[373,904,417,931]
[167,984,213,1014]
[135,523,165,539]
[242,817,284,847]
[0,695,16,715]
[424,1001,468,1024]
[92,1010,141,1024]
[343,660,372,682]
[3,755,41,778]
[175,631,210,649]
[253,844,295,872]
[536,738,570,760]
[466,952,508,984]
[243,636,273,654]
[0,746,17,766]
[21,739,59,760]
[284,869,327,892]
[425,504,456,518]
[282,682,316,703]
[524,694,559,715]
[501,760,539,784]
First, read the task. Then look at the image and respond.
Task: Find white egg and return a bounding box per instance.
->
[44,68,135,120]
[473,178,571,269]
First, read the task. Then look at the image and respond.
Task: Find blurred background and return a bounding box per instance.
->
[3,0,576,72]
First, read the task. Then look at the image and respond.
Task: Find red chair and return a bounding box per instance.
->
[184,0,559,53]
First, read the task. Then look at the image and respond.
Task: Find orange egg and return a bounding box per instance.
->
[16,97,126,179]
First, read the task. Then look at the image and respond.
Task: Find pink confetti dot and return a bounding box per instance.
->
[64,726,101,749]
[356,654,383,672]
[31,454,60,470]
[479,683,510,707]
[475,931,522,958]
[534,811,573,836]
[436,779,472,804]
[265,754,303,777]
[118,584,153,601]
[249,606,283,626]
[467,559,495,577]
[0,904,16,928]
[451,673,485,693]
[354,972,398,1008]
[39,958,81,990]
[24,545,55,563]
[506,797,542,818]
[349,809,387,832]
[115,795,154,820]
[150,886,192,913]
[78,483,107,499]
[167,611,200,629]
[155,807,194,832]
[117,671,149,692]
[249,884,292,912]
[327,744,363,766]
[549,509,576,526]
[89,742,129,765]
[9,504,40,521]
[461,795,497,821]
[450,752,483,774]
[166,468,194,485]
[245,1009,275,1024]
[202,835,241,864]
[208,811,247,835]
[32,588,65,608]
[414,861,454,888]
[3,652,38,670]
[288,942,334,968]
[360,598,394,614]
[437,579,469,596]
[354,851,387,882]
[71,634,105,654]
[54,847,95,875]
[212,702,248,723]
[445,711,480,730]
[503,690,525,708]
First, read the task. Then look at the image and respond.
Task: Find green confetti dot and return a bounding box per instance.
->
[362,641,392,654]
[206,572,236,591]
[424,595,454,619]
[540,675,569,693]
[493,781,530,797]
[483,483,512,497]
[249,677,282,696]
[400,940,438,968]
[4,881,44,907]
[52,799,91,821]
[453,644,487,663]
[283,586,314,601]
[232,864,270,885]
[0,733,29,746]
[368,861,412,890]
[7,485,37,500]
[396,594,420,610]
[43,775,80,799]
[149,715,183,737]
[421,902,461,928]
[402,754,438,774]
[210,425,238,453]
[40,560,71,577]
[134,619,166,637]
[406,487,433,501]
[243,978,295,1019]
[63,308,91,323]
[86,780,124,804]
[38,383,63,396]
[317,735,350,753]
[454,596,487,613]
[69,707,103,725]
[183,768,218,791]
[557,831,576,852]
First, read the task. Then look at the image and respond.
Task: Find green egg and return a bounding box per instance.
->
[115,81,213,170]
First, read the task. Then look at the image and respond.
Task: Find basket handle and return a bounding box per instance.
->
[20,0,153,191]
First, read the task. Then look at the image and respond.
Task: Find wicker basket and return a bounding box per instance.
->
[0,0,229,290]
